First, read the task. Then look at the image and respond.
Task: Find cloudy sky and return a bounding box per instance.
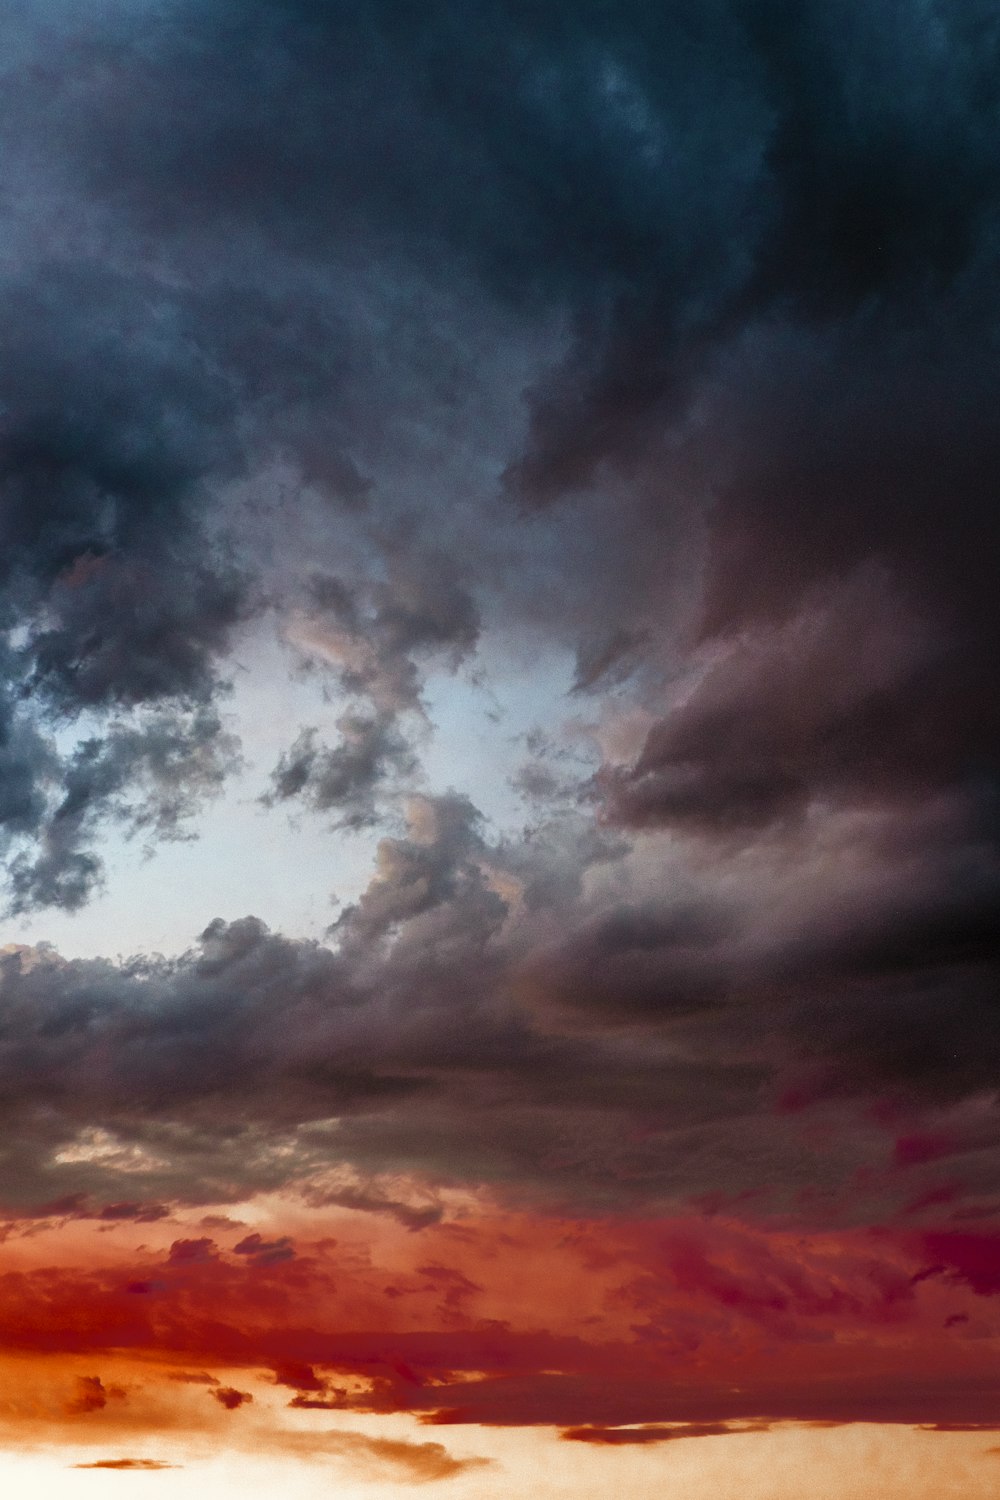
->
[2,2,1000,1495]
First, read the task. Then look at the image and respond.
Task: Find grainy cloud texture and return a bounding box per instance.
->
[1,3,999,1497]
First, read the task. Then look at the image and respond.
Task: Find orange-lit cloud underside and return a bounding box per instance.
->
[2,1198,999,1449]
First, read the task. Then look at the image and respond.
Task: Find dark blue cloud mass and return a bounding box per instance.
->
[0,1,999,1246]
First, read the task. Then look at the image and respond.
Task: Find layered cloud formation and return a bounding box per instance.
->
[2,0,1000,1487]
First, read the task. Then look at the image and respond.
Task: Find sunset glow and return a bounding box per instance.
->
[2,2,1000,1495]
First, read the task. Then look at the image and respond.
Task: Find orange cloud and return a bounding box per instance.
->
[0,1201,998,1443]
[211,1387,253,1411]
[266,1428,493,1482]
[64,1375,126,1416]
[71,1458,179,1469]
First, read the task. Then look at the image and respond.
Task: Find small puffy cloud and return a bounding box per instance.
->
[64,1376,126,1416]
[211,1387,253,1411]
[233,1233,295,1266]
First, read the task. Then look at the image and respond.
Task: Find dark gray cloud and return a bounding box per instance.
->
[0,265,248,700]
[263,556,480,826]
[265,716,417,831]
[0,261,252,908]
[301,558,479,709]
[82,0,995,510]
[33,0,995,506]
[1,0,999,1250]
[333,792,493,946]
[2,787,999,1224]
[0,792,726,1210]
[77,0,995,486]
[7,706,241,913]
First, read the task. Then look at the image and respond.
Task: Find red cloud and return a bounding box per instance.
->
[211,1387,253,1411]
[64,1376,126,1415]
[0,1207,997,1435]
[561,1422,765,1443]
[922,1232,1000,1296]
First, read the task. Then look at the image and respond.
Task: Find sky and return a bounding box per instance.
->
[2,1,1000,1495]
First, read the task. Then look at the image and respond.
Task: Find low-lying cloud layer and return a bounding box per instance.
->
[0,783,996,1220]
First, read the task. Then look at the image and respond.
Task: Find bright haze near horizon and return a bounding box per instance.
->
[2,3,1000,1497]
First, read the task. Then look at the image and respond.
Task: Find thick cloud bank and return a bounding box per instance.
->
[1,0,999,1365]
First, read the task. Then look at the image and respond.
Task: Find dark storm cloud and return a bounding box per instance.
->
[0,793,745,1210]
[59,0,998,850]
[0,260,251,908]
[599,330,1000,840]
[72,0,1000,488]
[2,0,995,884]
[0,0,999,1245]
[0,266,246,705]
[2,788,999,1220]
